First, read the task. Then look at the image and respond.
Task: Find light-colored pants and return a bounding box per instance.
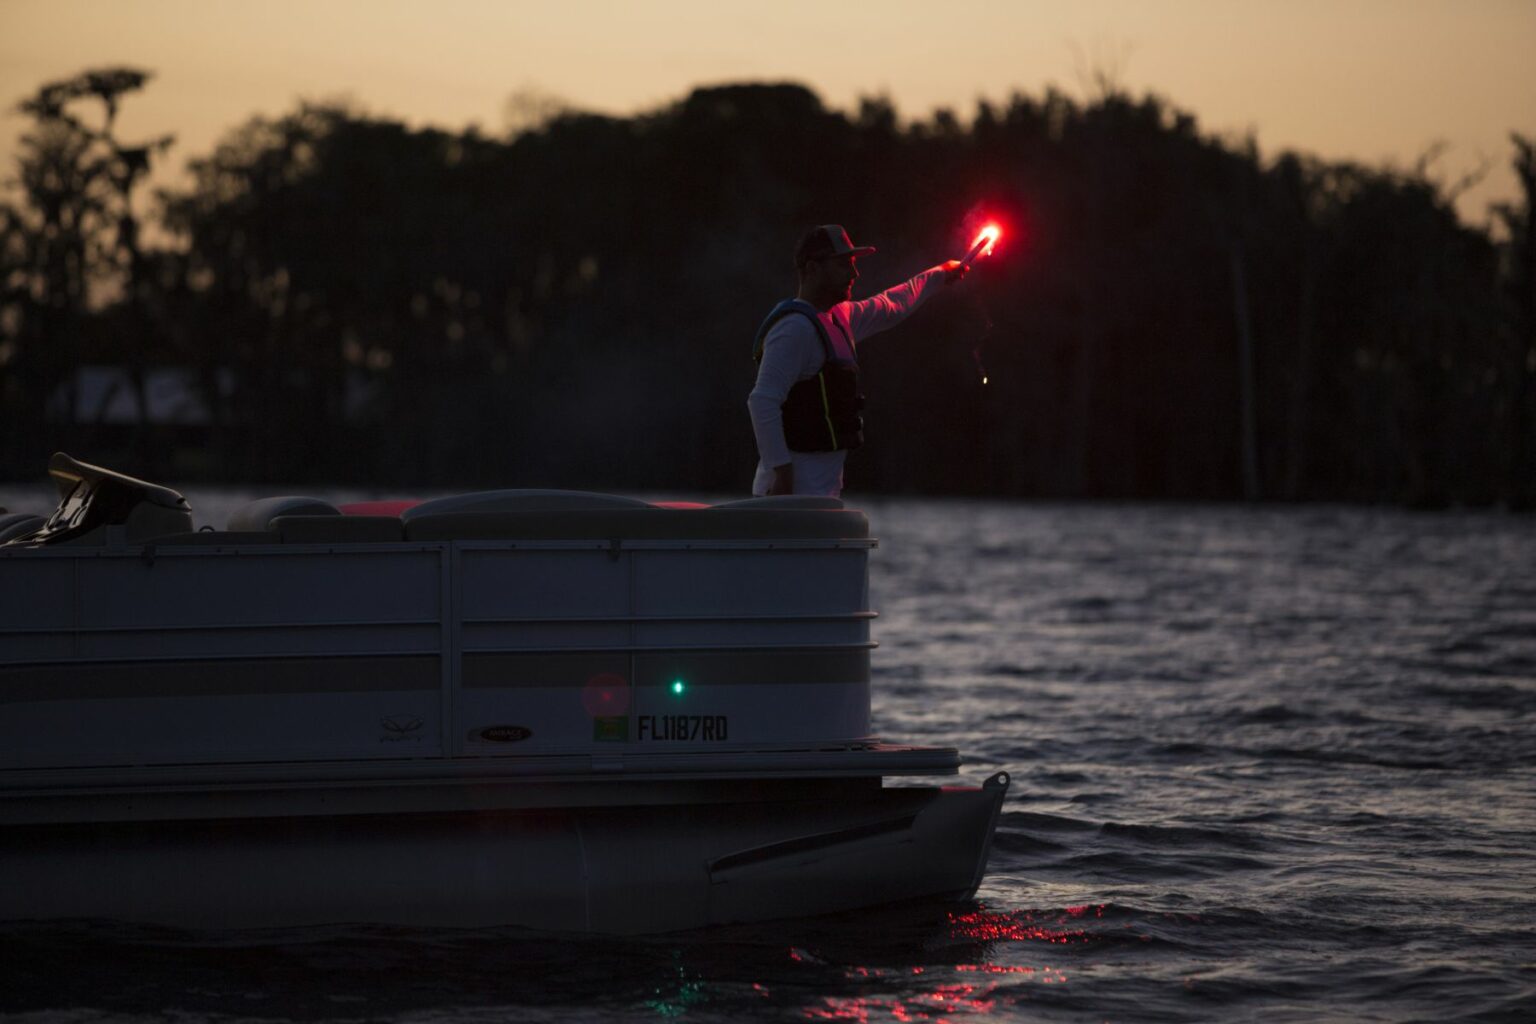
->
[751,451,847,497]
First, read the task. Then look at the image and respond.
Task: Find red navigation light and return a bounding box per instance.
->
[581,672,631,717]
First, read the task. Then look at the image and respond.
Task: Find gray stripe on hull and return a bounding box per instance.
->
[463,649,870,689]
[462,652,628,689]
[0,656,438,703]
[636,649,869,687]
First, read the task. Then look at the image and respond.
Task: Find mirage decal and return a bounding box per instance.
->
[473,725,534,743]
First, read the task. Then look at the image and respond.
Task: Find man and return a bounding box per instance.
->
[748,224,967,497]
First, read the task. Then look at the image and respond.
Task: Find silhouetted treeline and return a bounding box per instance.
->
[3,70,1533,506]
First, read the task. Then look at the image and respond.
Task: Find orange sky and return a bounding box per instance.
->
[2,0,1532,229]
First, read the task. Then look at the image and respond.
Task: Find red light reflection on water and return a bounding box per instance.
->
[801,974,1073,1022]
[791,910,1089,1022]
[803,983,997,1022]
[946,906,1103,944]
[788,907,1102,1020]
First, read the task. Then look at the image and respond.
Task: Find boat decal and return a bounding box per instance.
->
[380,714,425,743]
[473,725,533,743]
[709,814,917,877]
[636,715,728,742]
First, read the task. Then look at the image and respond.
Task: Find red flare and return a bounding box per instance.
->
[962,224,1001,267]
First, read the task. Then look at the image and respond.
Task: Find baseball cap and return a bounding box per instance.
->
[795,224,877,268]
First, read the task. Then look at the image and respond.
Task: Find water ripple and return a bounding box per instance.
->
[2,494,1532,1022]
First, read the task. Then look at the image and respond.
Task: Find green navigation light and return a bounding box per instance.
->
[671,679,686,696]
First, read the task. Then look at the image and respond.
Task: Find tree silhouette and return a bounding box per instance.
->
[1493,134,1536,508]
[3,72,1528,506]
[0,67,173,472]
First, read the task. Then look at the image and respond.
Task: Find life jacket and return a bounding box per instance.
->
[751,299,864,453]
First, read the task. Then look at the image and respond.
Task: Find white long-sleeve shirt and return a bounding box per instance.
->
[748,266,949,497]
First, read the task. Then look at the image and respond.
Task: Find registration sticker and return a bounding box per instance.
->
[593,716,629,741]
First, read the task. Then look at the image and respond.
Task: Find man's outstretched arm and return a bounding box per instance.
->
[844,261,966,341]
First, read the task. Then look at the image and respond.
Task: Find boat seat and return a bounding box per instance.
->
[710,496,845,510]
[227,496,339,532]
[404,508,868,541]
[272,515,404,543]
[0,512,45,543]
[338,500,421,516]
[401,489,651,520]
[30,452,192,545]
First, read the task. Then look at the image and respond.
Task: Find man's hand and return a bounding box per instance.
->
[942,259,969,284]
[768,463,795,496]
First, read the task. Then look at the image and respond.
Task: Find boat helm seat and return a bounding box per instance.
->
[227,496,340,532]
[0,512,46,544]
[710,496,845,510]
[20,452,193,545]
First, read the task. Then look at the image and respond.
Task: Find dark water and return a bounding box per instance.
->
[2,493,1533,1022]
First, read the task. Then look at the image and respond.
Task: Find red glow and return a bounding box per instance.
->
[580,671,630,716]
[338,500,421,516]
[946,908,1097,944]
[788,947,1080,1022]
[962,224,1001,267]
[803,984,998,1022]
